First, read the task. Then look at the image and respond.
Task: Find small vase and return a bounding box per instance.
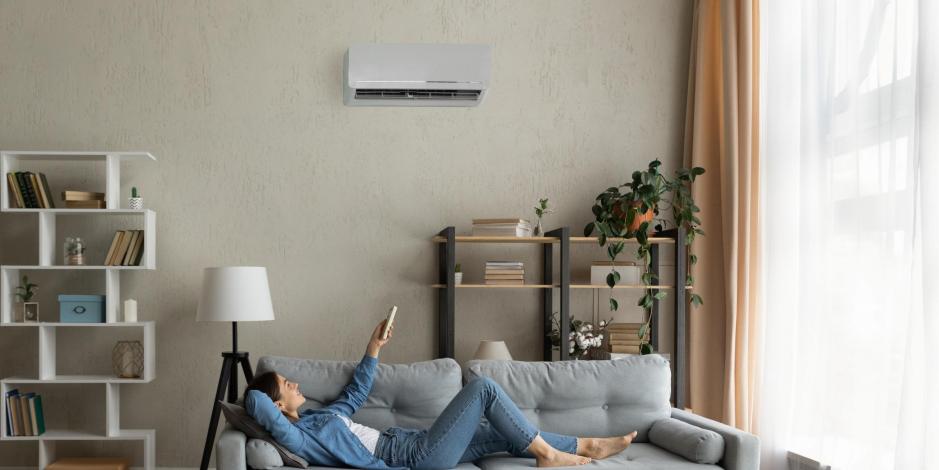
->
[454,272,463,285]
[64,237,86,265]
[128,197,143,210]
[112,340,144,378]
[534,219,544,236]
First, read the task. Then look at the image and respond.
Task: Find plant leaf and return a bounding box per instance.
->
[691,293,704,306]
[584,222,595,236]
[609,297,619,311]
[638,323,649,339]
[606,272,617,288]
[654,291,667,300]
[640,343,654,355]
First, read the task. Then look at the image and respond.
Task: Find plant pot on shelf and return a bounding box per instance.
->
[454,272,463,285]
[129,197,143,210]
[613,202,655,233]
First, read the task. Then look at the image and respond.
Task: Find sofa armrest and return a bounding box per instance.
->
[670,409,759,470]
[217,425,248,470]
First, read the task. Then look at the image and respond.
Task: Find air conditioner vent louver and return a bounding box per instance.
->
[354,89,482,101]
[344,44,491,107]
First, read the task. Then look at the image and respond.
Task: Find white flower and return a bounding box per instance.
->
[569,347,575,354]
[599,320,607,327]
[569,340,575,348]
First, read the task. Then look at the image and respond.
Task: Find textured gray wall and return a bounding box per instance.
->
[0,0,692,467]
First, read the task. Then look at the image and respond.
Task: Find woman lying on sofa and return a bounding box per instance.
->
[244,320,638,470]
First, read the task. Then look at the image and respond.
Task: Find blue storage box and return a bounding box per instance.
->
[58,295,105,323]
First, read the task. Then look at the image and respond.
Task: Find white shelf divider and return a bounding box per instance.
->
[0,267,16,323]
[106,270,120,323]
[39,326,56,380]
[105,153,121,210]
[38,212,55,266]
[106,384,120,437]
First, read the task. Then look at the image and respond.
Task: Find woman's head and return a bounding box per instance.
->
[246,371,306,415]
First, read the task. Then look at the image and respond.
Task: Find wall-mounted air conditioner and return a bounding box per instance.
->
[343,44,491,107]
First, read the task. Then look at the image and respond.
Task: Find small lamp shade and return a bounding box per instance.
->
[196,267,275,322]
[473,340,513,360]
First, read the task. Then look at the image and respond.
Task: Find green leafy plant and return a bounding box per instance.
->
[583,159,705,354]
[131,186,139,198]
[534,198,552,219]
[15,275,37,302]
[454,263,462,273]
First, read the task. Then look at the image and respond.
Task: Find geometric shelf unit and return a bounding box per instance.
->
[0,151,157,469]
[432,226,689,408]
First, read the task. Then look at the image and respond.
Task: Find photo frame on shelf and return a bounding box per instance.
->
[23,302,39,322]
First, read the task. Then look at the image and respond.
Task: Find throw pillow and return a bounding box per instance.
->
[218,400,309,468]
[648,417,724,464]
[246,438,285,469]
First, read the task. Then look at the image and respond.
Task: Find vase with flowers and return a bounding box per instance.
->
[548,313,612,360]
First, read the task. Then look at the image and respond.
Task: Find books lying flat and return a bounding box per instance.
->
[485,279,525,285]
[472,219,533,237]
[62,190,105,201]
[485,274,525,280]
[65,200,106,209]
[610,345,643,354]
[5,172,56,208]
[486,261,524,268]
[103,230,145,266]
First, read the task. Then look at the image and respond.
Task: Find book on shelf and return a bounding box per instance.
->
[484,274,525,280]
[62,190,105,201]
[4,390,45,437]
[5,172,55,208]
[472,219,533,237]
[610,344,643,354]
[485,261,524,268]
[484,269,524,275]
[103,230,145,266]
[65,200,106,209]
[484,279,525,285]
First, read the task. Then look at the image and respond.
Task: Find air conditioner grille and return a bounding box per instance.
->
[355,89,482,101]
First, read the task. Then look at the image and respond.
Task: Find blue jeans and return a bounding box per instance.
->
[374,377,578,470]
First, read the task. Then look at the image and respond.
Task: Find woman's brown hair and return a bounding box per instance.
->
[245,371,281,402]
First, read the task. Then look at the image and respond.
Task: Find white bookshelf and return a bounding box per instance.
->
[0,151,157,470]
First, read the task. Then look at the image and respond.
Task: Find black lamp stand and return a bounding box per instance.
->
[200,321,254,470]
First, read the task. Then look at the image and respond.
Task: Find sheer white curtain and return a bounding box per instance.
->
[759,0,938,469]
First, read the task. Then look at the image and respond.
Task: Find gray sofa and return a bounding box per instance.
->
[216,355,758,470]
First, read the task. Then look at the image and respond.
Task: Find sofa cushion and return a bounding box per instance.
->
[246,438,285,469]
[257,356,462,431]
[217,400,309,468]
[465,355,672,442]
[650,418,725,464]
[475,443,722,470]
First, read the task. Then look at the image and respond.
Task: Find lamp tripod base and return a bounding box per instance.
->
[199,351,253,470]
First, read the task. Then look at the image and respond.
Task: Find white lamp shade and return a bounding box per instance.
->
[473,340,513,360]
[196,267,275,322]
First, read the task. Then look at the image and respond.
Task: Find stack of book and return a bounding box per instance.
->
[485,261,524,285]
[471,219,532,237]
[104,230,145,266]
[5,172,55,208]
[62,190,106,209]
[607,322,650,354]
[5,389,46,436]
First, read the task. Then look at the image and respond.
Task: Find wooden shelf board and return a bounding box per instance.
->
[431,235,676,244]
[570,284,692,290]
[1,429,154,441]
[0,321,153,327]
[2,375,153,384]
[0,208,154,215]
[432,283,556,289]
[432,236,558,244]
[1,151,156,161]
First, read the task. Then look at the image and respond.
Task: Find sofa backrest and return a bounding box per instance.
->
[256,356,462,431]
[464,355,672,442]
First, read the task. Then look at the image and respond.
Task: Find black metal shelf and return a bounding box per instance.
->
[434,226,688,408]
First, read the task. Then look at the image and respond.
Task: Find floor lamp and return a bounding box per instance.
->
[196,266,275,470]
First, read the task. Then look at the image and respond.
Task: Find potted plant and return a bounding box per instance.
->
[583,159,705,354]
[129,186,143,210]
[548,313,612,360]
[15,275,38,323]
[454,263,463,285]
[63,237,86,265]
[533,198,553,236]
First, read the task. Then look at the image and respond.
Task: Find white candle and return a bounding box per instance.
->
[123,299,138,322]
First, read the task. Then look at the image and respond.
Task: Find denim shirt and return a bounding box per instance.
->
[245,355,405,470]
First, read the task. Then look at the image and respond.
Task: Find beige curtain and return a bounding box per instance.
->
[682,0,761,432]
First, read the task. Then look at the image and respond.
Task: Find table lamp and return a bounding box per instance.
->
[473,340,513,360]
[197,266,275,470]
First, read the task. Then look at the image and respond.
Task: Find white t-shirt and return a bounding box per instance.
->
[337,415,381,454]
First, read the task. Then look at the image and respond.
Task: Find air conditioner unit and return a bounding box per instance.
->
[343,44,491,107]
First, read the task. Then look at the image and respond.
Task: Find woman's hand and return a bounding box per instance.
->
[366,319,393,358]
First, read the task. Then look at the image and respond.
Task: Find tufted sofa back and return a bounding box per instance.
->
[256,356,462,431]
[464,355,672,442]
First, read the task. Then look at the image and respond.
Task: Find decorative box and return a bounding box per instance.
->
[590,262,641,286]
[58,295,105,323]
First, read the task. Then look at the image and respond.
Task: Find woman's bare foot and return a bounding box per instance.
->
[577,431,638,459]
[535,449,591,467]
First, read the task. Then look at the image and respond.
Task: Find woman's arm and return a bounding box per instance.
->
[245,389,304,451]
[325,320,393,417]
